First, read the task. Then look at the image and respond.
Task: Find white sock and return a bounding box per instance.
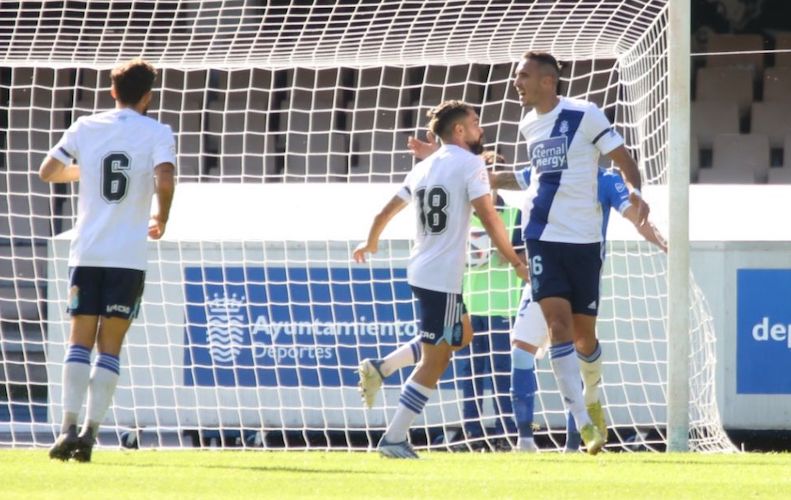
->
[381,338,422,378]
[61,344,92,433]
[549,342,591,428]
[517,437,537,452]
[383,379,433,443]
[83,353,120,436]
[578,341,603,406]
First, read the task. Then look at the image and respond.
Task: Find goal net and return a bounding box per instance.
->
[0,0,734,452]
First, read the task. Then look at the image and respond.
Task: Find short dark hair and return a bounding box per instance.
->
[426,100,475,140]
[111,58,157,106]
[523,51,562,77]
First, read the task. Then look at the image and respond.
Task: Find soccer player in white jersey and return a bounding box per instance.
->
[40,59,176,462]
[353,100,530,458]
[512,51,650,454]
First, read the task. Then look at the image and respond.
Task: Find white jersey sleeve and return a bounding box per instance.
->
[581,104,624,155]
[396,167,414,202]
[466,156,490,201]
[49,118,83,164]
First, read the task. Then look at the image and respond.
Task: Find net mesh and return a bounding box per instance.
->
[0,0,734,452]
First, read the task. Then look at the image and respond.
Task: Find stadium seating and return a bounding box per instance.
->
[786,134,791,169]
[762,67,791,102]
[774,32,791,67]
[691,101,740,148]
[768,166,791,184]
[750,102,791,148]
[695,67,754,118]
[689,32,791,184]
[699,133,770,184]
[690,135,700,183]
[706,34,765,73]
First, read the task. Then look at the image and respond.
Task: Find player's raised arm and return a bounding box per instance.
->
[406,131,439,160]
[353,195,408,263]
[471,194,530,282]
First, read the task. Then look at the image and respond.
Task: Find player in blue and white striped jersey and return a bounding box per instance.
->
[495,165,666,451]
[512,51,650,454]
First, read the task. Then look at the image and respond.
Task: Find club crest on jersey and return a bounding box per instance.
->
[559,120,569,135]
[529,136,569,173]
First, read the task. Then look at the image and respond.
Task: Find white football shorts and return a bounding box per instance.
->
[511,282,550,357]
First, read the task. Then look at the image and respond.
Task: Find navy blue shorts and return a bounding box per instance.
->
[525,240,602,316]
[411,285,467,347]
[67,266,145,319]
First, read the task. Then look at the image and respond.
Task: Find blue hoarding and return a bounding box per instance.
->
[737,269,791,394]
[183,266,420,387]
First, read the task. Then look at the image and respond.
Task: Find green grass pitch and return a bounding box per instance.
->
[2,450,790,499]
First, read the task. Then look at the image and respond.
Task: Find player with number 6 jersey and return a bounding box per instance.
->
[353,100,529,458]
[512,51,650,455]
[39,58,176,463]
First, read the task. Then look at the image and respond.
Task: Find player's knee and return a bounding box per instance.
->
[546,318,572,339]
[511,346,535,370]
[511,339,539,355]
[574,336,597,356]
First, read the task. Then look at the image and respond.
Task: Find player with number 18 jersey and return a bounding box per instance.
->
[397,144,490,295]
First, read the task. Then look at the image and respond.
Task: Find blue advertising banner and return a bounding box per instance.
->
[737,269,791,394]
[183,266,420,387]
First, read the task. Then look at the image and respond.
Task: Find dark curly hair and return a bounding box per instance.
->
[111,58,157,106]
[426,100,475,141]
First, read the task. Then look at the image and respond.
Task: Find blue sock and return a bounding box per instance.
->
[566,411,581,450]
[510,347,536,439]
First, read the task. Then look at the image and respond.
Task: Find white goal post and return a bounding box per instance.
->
[0,0,734,452]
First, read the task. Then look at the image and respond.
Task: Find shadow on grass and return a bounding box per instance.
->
[92,461,376,475]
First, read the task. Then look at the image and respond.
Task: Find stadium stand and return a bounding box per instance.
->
[763,67,791,102]
[690,32,791,184]
[774,32,791,67]
[692,101,740,148]
[706,34,765,74]
[695,67,754,118]
[750,102,791,149]
[699,133,770,184]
